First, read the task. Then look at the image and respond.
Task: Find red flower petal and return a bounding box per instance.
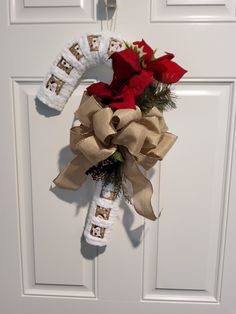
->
[158,59,187,84]
[128,70,153,98]
[157,52,175,62]
[87,82,113,99]
[147,52,187,84]
[109,86,136,109]
[146,59,167,75]
[110,48,141,82]
[109,76,124,93]
[133,39,154,63]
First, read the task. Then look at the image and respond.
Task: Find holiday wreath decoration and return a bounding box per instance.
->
[37,32,187,246]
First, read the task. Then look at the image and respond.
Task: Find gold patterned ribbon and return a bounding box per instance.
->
[53,93,177,220]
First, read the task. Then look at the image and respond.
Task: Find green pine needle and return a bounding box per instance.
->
[136,80,177,113]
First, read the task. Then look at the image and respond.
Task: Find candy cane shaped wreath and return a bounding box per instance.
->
[37,32,187,246]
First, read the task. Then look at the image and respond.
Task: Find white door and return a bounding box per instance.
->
[1,1,236,313]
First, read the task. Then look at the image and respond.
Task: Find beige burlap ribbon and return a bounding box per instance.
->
[53,93,177,220]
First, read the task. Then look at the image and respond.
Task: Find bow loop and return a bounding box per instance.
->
[74,94,101,127]
[92,107,115,145]
[113,121,147,157]
[112,106,142,130]
[70,126,91,154]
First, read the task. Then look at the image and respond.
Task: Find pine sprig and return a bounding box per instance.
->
[136,80,177,113]
[86,153,132,203]
[102,167,132,204]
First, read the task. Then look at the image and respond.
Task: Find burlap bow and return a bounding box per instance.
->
[53,93,177,220]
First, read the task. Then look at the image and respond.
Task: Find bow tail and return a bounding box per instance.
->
[123,150,157,221]
[53,152,91,190]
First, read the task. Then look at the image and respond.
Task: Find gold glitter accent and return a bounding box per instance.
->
[95,206,111,220]
[90,224,105,238]
[107,38,124,56]
[87,35,101,51]
[57,57,73,74]
[69,43,83,61]
[46,75,64,95]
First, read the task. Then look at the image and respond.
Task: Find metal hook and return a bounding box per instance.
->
[104,0,117,32]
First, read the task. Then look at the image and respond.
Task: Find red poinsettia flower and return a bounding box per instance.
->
[87,48,154,110]
[133,39,154,64]
[87,44,187,110]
